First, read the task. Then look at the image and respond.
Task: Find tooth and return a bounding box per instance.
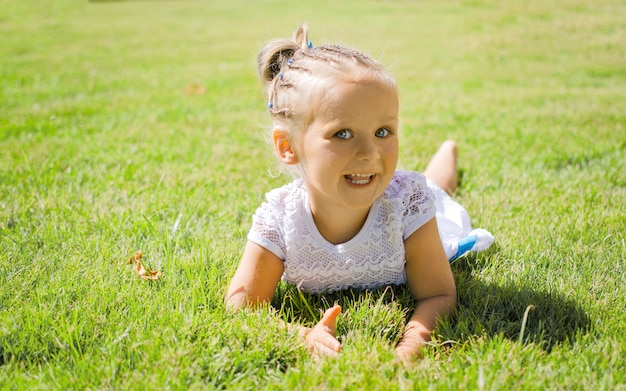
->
[346,175,373,185]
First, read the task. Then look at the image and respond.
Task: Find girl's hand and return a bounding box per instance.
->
[301,305,342,358]
[394,295,456,365]
[395,325,426,365]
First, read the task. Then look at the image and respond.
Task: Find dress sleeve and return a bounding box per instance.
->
[397,171,437,239]
[246,188,287,260]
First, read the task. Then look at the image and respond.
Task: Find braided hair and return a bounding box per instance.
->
[257,25,396,136]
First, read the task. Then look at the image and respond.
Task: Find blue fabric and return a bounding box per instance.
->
[450,234,477,262]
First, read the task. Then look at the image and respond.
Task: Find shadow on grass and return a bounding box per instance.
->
[448,255,592,352]
[272,283,414,344]
[272,250,591,353]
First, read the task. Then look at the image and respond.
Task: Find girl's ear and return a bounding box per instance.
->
[272,128,298,165]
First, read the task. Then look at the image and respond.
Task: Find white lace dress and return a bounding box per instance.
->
[247,170,493,293]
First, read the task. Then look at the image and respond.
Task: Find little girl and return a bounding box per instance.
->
[225,25,493,362]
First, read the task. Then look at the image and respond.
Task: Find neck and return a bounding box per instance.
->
[310,203,371,245]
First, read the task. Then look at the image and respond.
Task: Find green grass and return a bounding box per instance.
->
[1,0,625,389]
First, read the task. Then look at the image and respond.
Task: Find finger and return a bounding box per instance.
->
[319,333,341,353]
[307,328,341,353]
[315,333,341,352]
[319,305,341,334]
[396,339,424,359]
[314,340,341,358]
[395,346,416,366]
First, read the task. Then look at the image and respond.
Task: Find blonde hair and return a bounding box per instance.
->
[257,24,396,139]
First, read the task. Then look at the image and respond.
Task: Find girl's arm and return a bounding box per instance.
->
[225,241,342,357]
[225,241,284,309]
[397,217,457,363]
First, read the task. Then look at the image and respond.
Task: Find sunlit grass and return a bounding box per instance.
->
[1,0,625,389]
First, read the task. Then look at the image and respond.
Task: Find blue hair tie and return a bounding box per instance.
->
[267,101,273,109]
[307,40,313,49]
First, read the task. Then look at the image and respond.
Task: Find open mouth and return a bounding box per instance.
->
[344,173,375,185]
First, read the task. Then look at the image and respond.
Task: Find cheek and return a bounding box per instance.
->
[383,140,399,162]
[299,139,345,167]
[313,151,345,173]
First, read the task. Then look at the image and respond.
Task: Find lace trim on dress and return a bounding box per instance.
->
[247,171,437,293]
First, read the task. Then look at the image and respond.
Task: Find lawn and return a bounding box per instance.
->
[1,0,625,389]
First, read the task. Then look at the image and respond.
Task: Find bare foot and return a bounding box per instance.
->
[423,140,458,195]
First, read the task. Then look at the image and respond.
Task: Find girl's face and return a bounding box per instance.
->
[295,77,399,217]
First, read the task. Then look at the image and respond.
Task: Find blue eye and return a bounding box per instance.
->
[375,128,390,138]
[336,129,353,139]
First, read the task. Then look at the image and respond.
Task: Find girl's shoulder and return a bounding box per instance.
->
[385,170,429,198]
[382,170,436,233]
[263,178,306,207]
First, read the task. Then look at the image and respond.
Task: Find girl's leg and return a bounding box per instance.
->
[423,140,458,195]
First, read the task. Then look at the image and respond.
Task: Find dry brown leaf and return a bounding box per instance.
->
[128,251,163,281]
[128,251,143,264]
[185,82,206,96]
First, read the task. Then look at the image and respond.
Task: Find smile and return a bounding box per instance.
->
[344,173,375,185]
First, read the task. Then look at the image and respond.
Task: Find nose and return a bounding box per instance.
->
[356,137,380,161]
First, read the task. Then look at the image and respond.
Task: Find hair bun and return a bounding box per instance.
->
[257,24,309,86]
